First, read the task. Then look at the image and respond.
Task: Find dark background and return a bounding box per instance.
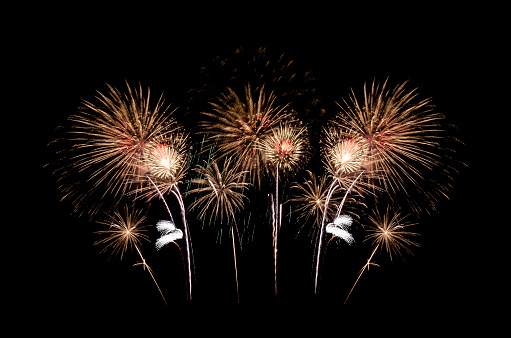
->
[15,4,502,319]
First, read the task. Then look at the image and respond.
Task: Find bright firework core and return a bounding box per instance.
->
[279,140,293,157]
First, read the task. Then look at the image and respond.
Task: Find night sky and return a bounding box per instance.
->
[20,5,500,320]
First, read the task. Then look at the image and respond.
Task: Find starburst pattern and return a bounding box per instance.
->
[334,79,454,212]
[133,132,190,200]
[94,206,149,260]
[188,157,250,224]
[323,127,368,176]
[259,122,309,174]
[365,205,419,261]
[94,205,167,304]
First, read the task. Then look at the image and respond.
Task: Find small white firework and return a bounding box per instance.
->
[155,220,183,250]
[326,215,355,245]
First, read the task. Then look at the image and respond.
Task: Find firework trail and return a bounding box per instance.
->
[344,205,419,303]
[95,206,167,305]
[54,82,179,218]
[314,171,365,294]
[130,125,194,301]
[259,122,309,296]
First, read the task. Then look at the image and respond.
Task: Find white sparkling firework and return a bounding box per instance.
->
[325,215,355,245]
[155,220,183,250]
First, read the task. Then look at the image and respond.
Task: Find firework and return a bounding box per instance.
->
[55,82,179,218]
[365,205,419,261]
[188,157,250,224]
[344,205,419,303]
[290,171,341,235]
[200,84,293,187]
[187,157,249,302]
[334,78,455,213]
[326,215,355,245]
[127,130,193,300]
[313,171,365,294]
[259,122,309,174]
[95,205,166,304]
[133,132,190,200]
[155,220,183,251]
[258,122,309,297]
[188,46,322,124]
[323,128,368,177]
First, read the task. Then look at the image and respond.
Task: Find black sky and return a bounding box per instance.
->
[18,5,502,319]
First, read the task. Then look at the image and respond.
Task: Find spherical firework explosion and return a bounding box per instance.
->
[323,127,368,176]
[260,122,309,173]
[134,132,190,200]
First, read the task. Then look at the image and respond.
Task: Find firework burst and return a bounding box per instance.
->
[323,127,368,177]
[334,78,455,213]
[344,205,419,303]
[365,205,419,261]
[188,157,250,225]
[257,122,309,297]
[94,205,166,304]
[290,171,340,233]
[187,157,249,302]
[54,82,179,218]
[200,84,293,187]
[133,131,190,200]
[259,122,309,174]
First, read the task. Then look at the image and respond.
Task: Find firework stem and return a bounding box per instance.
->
[171,185,193,301]
[314,180,339,294]
[146,175,174,223]
[134,244,167,305]
[344,246,378,304]
[231,225,240,303]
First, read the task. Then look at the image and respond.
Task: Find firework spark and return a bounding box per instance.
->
[200,84,293,186]
[55,82,179,218]
[94,206,166,304]
[344,205,419,303]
